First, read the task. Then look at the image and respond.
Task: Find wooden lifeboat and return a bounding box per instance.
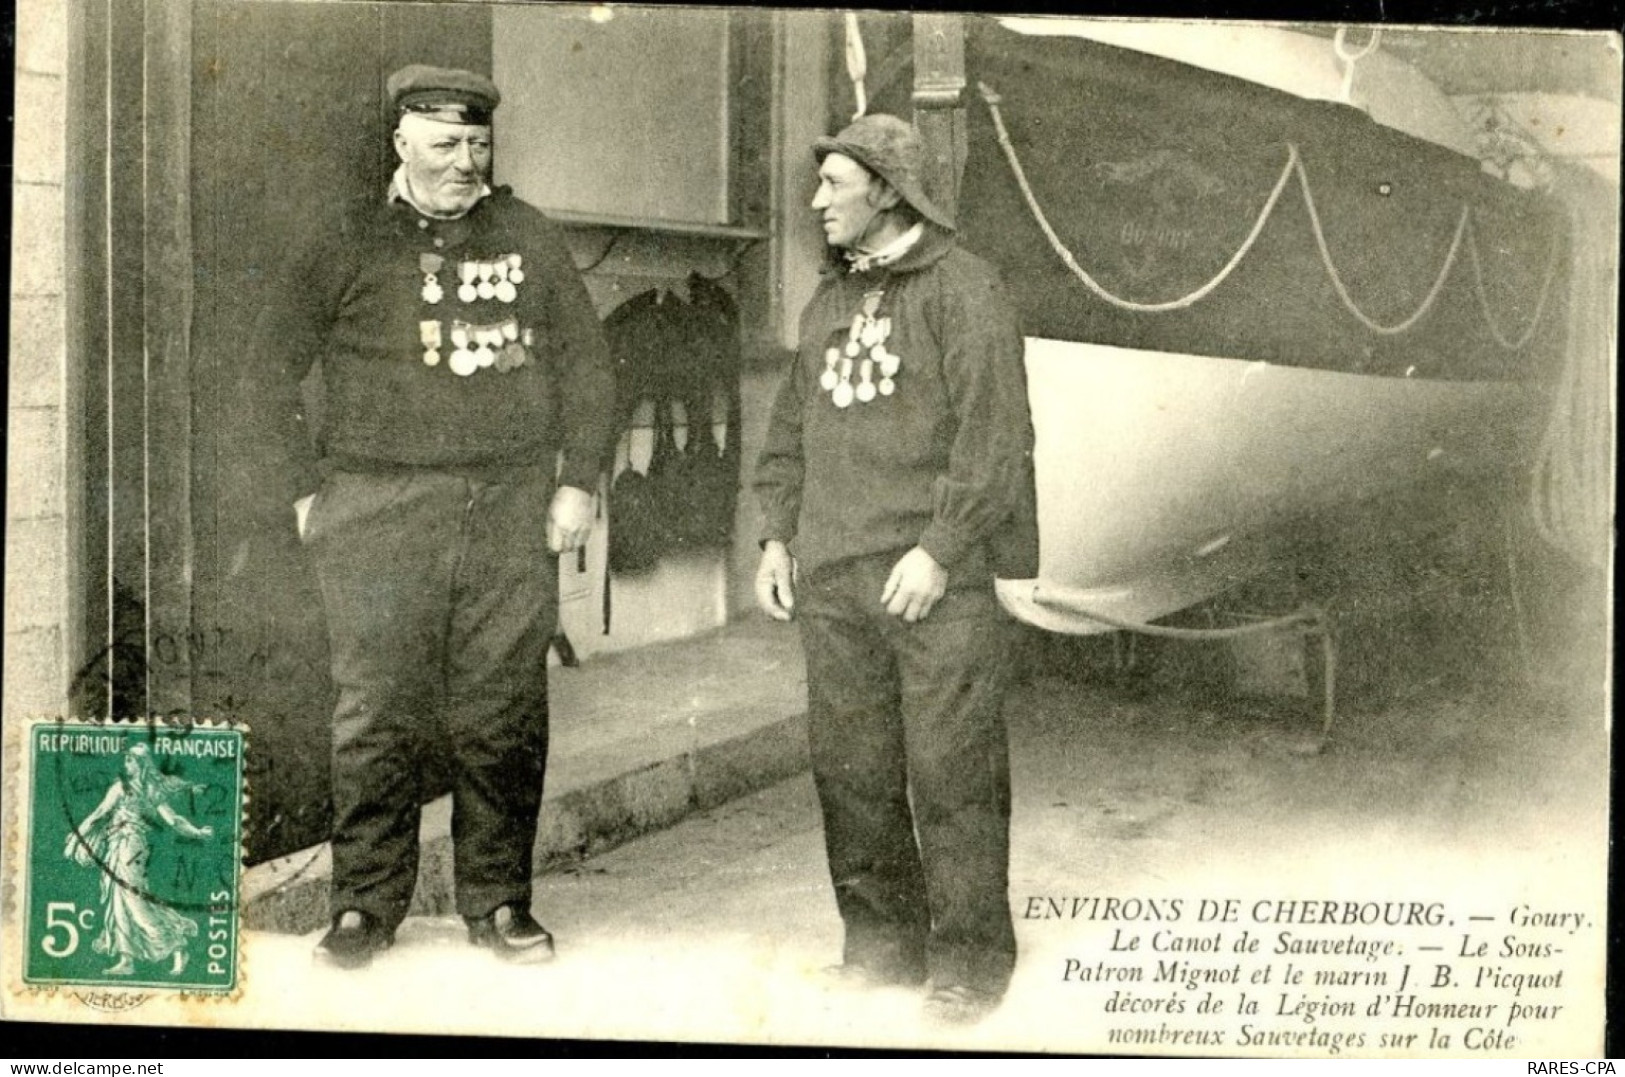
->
[954,19,1571,632]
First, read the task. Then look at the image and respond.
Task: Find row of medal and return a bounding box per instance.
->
[820,289,901,408]
[420,318,534,377]
[420,252,526,305]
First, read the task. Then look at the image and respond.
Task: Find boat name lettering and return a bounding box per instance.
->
[1121,219,1194,251]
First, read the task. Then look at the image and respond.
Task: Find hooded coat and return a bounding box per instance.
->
[755,224,1038,582]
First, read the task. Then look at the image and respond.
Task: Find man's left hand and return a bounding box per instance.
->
[882,547,948,623]
[548,485,596,553]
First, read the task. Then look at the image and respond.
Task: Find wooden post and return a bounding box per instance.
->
[66,0,110,719]
[912,13,967,224]
[77,0,195,720]
[145,0,195,719]
[106,0,151,718]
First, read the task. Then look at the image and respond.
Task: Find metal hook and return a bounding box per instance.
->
[1332,26,1382,105]
[844,13,868,120]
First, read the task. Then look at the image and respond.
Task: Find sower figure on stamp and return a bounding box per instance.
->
[753,114,1038,1025]
[251,66,616,969]
[64,743,215,978]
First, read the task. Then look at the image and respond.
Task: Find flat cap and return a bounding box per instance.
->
[388,64,500,125]
[814,114,953,230]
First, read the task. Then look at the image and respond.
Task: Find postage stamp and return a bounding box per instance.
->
[20,721,244,993]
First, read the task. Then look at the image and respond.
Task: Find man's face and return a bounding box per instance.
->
[811,152,897,251]
[394,113,493,217]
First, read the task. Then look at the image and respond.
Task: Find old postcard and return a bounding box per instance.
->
[4,0,1616,1056]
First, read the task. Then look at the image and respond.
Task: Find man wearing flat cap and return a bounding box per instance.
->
[251,64,616,969]
[754,114,1037,1024]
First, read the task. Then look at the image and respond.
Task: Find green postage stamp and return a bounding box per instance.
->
[21,721,244,992]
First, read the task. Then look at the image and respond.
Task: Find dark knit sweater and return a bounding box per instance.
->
[252,187,616,500]
[754,226,1036,579]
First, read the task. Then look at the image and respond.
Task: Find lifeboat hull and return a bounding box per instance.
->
[996,338,1540,634]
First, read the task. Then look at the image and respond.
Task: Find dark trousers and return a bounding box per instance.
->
[798,553,1017,997]
[304,469,556,929]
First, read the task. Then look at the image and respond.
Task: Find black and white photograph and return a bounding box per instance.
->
[3,0,1617,1057]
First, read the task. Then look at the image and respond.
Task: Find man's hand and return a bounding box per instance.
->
[548,485,596,553]
[882,546,947,623]
[294,494,316,539]
[755,540,797,622]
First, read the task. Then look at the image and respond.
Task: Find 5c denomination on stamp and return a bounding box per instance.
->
[23,721,244,992]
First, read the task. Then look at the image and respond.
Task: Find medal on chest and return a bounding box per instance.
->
[457,261,479,304]
[419,253,445,304]
[493,261,516,303]
[445,254,525,306]
[820,289,900,409]
[439,317,530,377]
[493,318,525,371]
[420,319,443,366]
[415,246,532,374]
[449,323,476,375]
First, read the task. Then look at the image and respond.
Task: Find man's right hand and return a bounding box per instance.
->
[754,540,797,622]
[294,494,316,539]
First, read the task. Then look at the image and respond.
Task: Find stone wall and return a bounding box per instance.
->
[6,0,75,719]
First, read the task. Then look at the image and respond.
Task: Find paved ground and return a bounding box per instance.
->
[25,540,1602,1055]
[223,612,1608,1055]
[243,621,811,932]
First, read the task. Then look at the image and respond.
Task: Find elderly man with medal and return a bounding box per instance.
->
[753,114,1038,1025]
[251,65,616,970]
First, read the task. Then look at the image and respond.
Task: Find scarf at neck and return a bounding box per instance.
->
[846,222,924,273]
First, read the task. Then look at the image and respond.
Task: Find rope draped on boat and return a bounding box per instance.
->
[1030,593,1338,737]
[978,80,1562,347]
[978,83,1299,314]
[1467,214,1565,352]
[1033,596,1324,640]
[1276,176,1557,339]
[1297,176,1467,336]
[1527,163,1614,572]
